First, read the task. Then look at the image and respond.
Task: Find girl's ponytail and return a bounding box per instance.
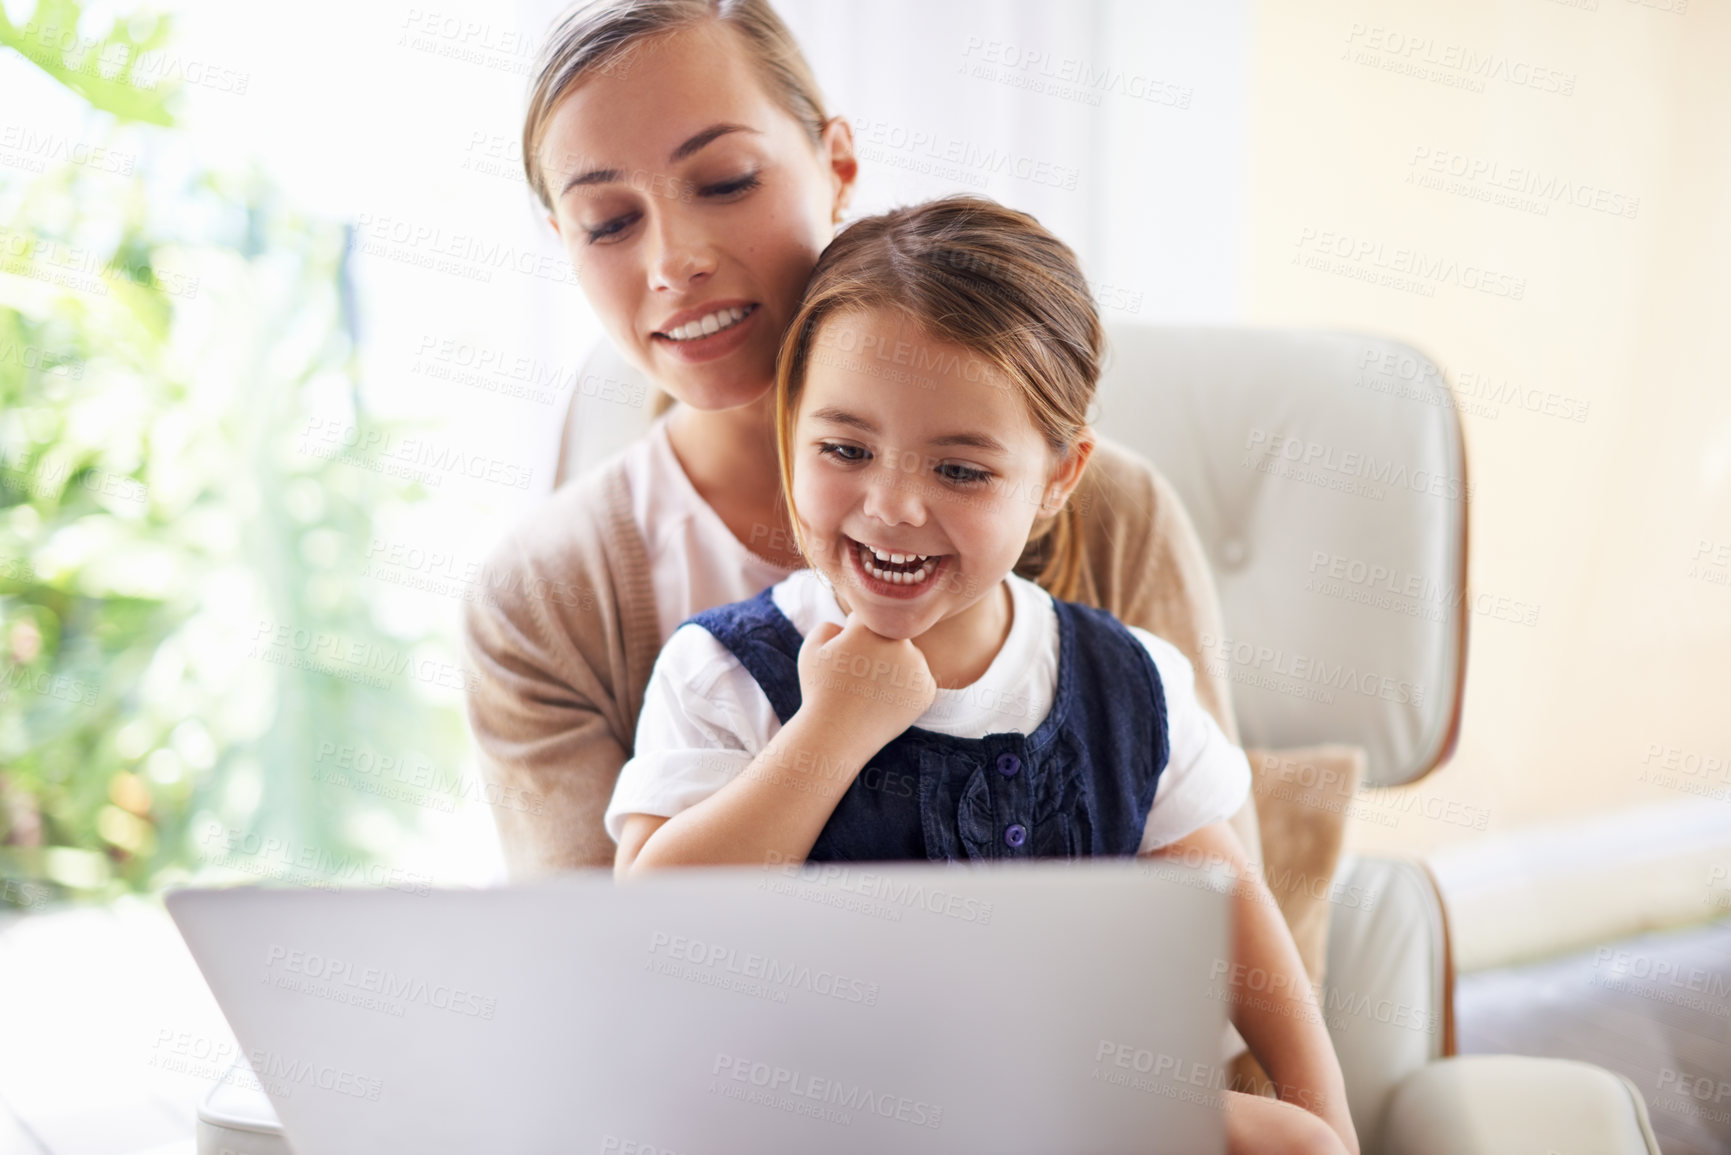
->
[1018,497,1086,605]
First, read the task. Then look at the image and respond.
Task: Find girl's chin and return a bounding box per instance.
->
[824,580,939,640]
[849,612,924,641]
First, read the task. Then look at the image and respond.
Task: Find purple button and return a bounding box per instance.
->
[996,753,1021,777]
[1004,823,1027,848]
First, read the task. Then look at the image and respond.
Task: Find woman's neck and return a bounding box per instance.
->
[664,389,803,568]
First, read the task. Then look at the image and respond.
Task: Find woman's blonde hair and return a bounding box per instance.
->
[774,196,1102,602]
[522,0,830,214]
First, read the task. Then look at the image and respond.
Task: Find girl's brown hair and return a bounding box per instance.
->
[522,0,830,214]
[774,195,1103,602]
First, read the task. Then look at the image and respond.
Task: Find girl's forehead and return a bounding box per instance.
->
[800,309,1041,447]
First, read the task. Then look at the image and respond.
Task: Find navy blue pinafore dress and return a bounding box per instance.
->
[683,586,1169,862]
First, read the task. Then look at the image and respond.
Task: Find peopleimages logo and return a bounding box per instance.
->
[1306,549,1540,628]
[1292,227,1526,301]
[646,932,880,1007]
[1342,23,1576,96]
[1355,348,1591,425]
[958,37,1193,110]
[710,1053,944,1129]
[759,853,995,924]
[299,419,534,491]
[1406,146,1640,220]
[1196,632,1425,707]
[1245,428,1473,503]
[265,945,498,1019]
[849,117,1081,191]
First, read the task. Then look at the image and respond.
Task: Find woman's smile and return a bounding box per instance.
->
[650,300,762,363]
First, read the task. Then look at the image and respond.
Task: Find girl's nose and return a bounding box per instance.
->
[646,203,718,291]
[861,461,927,528]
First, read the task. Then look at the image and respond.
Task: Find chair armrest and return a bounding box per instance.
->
[1323,855,1450,1151]
[1381,1055,1660,1155]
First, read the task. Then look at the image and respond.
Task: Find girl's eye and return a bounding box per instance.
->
[585,213,639,244]
[937,462,991,485]
[699,172,761,197]
[817,442,867,463]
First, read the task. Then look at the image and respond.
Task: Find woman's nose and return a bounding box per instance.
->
[861,461,927,528]
[646,203,717,291]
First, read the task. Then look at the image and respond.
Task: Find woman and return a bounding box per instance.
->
[463,0,1257,879]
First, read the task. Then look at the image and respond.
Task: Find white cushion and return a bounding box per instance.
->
[1382,1056,1660,1155]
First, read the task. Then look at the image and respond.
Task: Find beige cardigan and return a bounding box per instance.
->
[461,434,1245,878]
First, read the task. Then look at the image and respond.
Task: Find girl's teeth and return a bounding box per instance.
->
[856,540,938,584]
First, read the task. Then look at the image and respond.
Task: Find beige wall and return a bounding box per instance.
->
[1245,2,1731,891]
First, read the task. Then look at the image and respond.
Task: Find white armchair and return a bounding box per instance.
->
[1092,324,1658,1155]
[196,326,1661,1154]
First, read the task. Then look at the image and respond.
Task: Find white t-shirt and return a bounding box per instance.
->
[622,411,800,645]
[605,568,1251,849]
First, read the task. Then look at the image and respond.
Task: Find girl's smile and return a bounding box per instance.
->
[843,534,950,599]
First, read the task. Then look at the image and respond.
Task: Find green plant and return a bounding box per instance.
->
[1,2,467,904]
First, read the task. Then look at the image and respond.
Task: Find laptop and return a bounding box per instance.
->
[167,856,1232,1154]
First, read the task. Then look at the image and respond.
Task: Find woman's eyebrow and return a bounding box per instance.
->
[560,123,761,198]
[670,122,758,162]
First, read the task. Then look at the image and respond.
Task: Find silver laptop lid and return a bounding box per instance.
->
[167,857,1230,1154]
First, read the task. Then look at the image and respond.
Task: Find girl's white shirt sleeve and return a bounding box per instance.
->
[604,623,780,844]
[1125,627,1252,852]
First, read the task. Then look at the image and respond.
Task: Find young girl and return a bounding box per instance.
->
[606,195,1358,1155]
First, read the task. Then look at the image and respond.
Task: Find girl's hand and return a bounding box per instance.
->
[797,615,937,750]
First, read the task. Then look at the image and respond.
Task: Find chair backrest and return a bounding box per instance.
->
[1093,325,1467,787]
[556,324,1468,787]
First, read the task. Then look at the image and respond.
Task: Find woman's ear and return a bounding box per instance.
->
[1043,428,1098,514]
[821,116,859,223]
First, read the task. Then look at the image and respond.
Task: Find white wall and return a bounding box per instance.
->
[1244,0,1731,964]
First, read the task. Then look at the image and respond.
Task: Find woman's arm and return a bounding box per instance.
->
[1151,821,1359,1155]
[463,596,631,876]
[459,468,651,877]
[617,617,936,877]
